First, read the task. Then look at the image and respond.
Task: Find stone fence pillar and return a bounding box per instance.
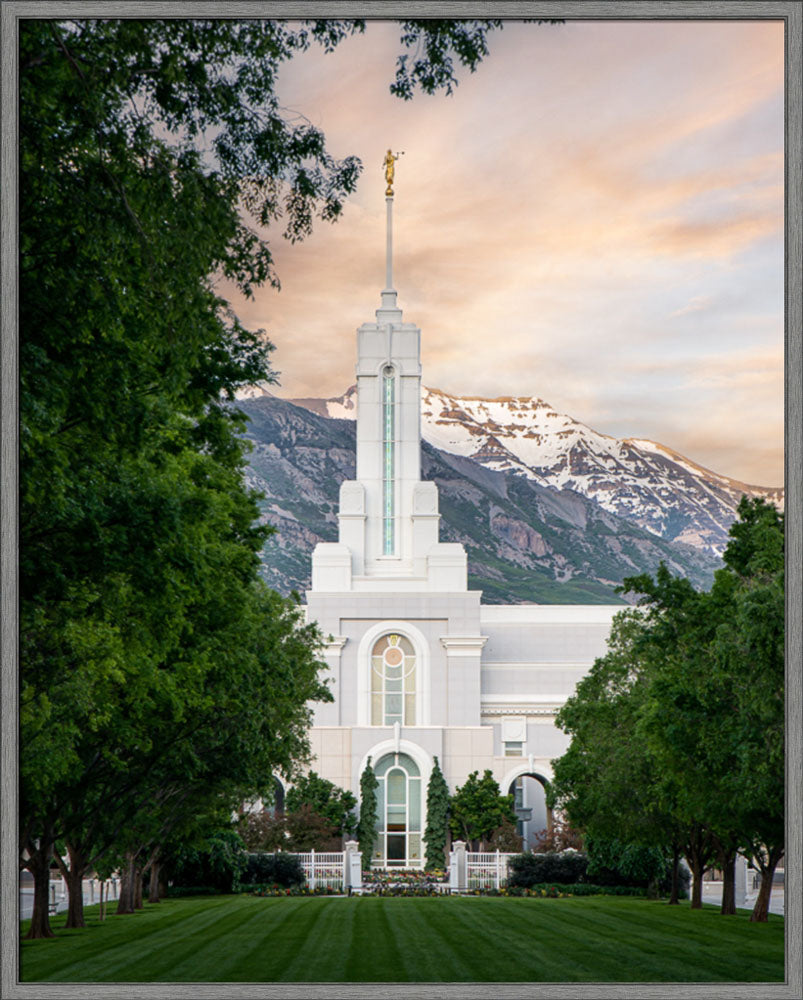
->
[449,840,467,892]
[344,840,363,893]
[734,854,749,909]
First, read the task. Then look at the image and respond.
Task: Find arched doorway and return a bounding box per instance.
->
[508,773,552,849]
[374,752,423,868]
[272,776,285,816]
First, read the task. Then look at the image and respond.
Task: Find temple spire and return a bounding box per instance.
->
[382,149,403,306]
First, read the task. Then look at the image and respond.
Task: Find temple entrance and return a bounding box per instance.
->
[508,773,552,849]
[373,752,423,867]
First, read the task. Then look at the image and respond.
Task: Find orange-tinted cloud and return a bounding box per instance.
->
[223,19,784,486]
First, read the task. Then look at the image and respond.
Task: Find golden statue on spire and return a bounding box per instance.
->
[384,148,403,196]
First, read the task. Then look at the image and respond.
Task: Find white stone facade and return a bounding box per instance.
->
[297,196,620,866]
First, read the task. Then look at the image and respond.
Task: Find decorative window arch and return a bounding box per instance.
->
[370,633,416,725]
[356,621,430,726]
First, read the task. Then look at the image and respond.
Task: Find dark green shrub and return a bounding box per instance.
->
[507,851,588,888]
[166,885,223,897]
[243,852,305,887]
[169,830,247,892]
[585,837,665,888]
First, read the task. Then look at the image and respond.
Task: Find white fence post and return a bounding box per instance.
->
[496,849,501,890]
[344,841,362,893]
[310,848,316,892]
[452,841,467,892]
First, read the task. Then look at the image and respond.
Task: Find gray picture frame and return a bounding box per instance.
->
[2,3,800,998]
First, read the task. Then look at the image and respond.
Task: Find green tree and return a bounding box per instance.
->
[552,498,783,920]
[551,609,696,906]
[284,806,345,852]
[712,498,784,921]
[356,759,379,863]
[449,770,516,850]
[285,772,357,838]
[423,756,450,870]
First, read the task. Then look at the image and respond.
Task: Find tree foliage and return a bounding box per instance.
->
[285,772,357,837]
[19,15,540,936]
[356,759,379,862]
[423,756,450,870]
[449,770,516,850]
[550,498,784,920]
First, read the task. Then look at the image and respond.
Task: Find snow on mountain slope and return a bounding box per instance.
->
[247,384,782,557]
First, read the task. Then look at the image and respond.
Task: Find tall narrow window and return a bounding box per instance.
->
[370,633,416,726]
[373,752,422,867]
[382,365,395,554]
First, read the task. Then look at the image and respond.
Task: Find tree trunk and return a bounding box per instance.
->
[719,851,736,915]
[58,842,90,929]
[687,856,705,909]
[23,838,55,940]
[668,844,680,905]
[750,846,783,922]
[750,868,775,922]
[133,865,144,909]
[148,861,161,903]
[684,825,713,911]
[116,854,136,915]
[65,865,86,928]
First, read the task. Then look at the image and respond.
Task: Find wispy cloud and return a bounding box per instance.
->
[224,19,784,486]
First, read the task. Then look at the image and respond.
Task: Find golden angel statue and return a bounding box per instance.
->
[383,149,403,195]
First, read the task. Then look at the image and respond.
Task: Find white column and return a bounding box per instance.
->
[344,840,363,893]
[385,196,393,290]
[734,854,749,908]
[451,840,467,892]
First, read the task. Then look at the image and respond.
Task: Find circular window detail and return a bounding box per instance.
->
[382,363,394,377]
[371,634,416,726]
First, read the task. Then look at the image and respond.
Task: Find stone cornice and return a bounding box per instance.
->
[323,635,348,652]
[481,705,560,717]
[439,635,488,656]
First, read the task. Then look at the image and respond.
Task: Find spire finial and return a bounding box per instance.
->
[383,148,403,197]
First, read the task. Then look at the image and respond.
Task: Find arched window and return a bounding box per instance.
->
[373,752,422,867]
[370,633,416,726]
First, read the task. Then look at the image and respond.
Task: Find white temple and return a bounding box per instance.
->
[299,154,620,866]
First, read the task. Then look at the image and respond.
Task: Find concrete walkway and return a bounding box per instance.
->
[701,879,784,916]
[19,877,121,922]
[20,877,784,920]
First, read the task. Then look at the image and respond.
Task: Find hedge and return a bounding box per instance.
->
[243,852,305,887]
[507,851,588,887]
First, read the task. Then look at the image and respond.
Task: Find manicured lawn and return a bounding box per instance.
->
[21,895,784,983]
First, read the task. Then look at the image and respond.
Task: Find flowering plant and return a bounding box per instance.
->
[252,883,341,897]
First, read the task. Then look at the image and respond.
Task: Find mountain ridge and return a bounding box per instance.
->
[274,384,782,557]
[238,394,725,605]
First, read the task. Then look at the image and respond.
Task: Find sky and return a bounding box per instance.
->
[220,18,785,488]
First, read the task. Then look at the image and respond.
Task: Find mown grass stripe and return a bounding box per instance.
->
[20,894,784,984]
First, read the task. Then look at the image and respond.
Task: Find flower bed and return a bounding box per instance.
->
[468,883,649,898]
[251,883,342,897]
[359,869,448,896]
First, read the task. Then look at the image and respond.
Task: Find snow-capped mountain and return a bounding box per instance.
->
[279,385,783,557]
[236,394,724,604]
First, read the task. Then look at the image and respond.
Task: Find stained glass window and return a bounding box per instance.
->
[370,633,416,725]
[382,366,395,555]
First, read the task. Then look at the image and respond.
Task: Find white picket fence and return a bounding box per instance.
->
[289,850,346,891]
[466,851,514,891]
